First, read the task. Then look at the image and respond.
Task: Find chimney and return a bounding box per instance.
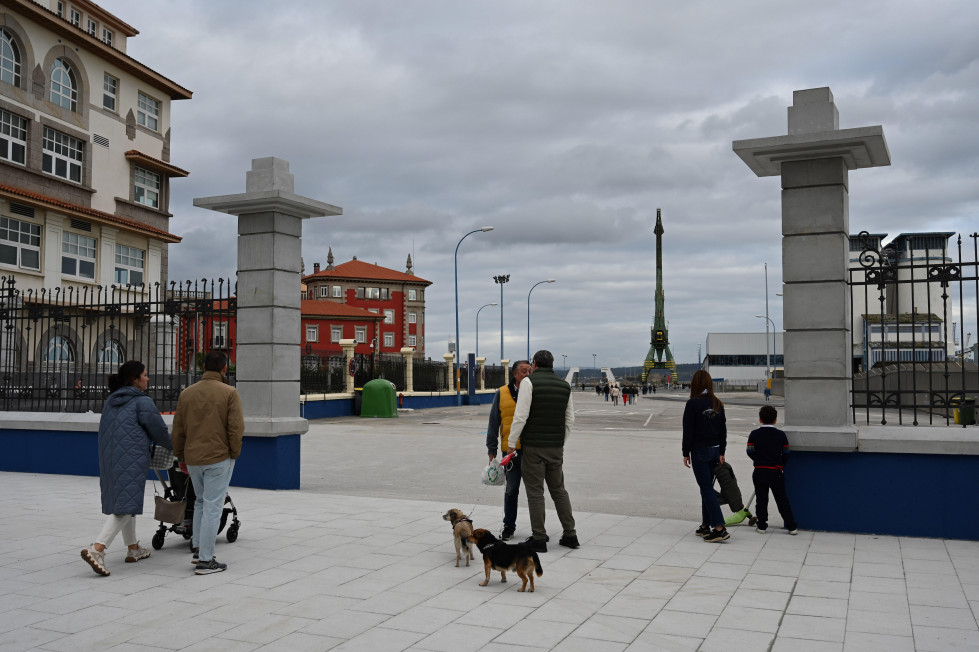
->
[313,262,320,273]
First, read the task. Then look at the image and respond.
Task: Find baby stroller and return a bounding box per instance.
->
[151,461,240,550]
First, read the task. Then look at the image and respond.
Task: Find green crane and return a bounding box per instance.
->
[642,209,677,384]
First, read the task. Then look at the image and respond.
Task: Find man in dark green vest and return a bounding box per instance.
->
[506,350,578,552]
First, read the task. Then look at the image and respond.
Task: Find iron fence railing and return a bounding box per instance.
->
[414,357,448,392]
[0,276,236,413]
[849,231,979,426]
[484,364,505,388]
[300,349,346,394]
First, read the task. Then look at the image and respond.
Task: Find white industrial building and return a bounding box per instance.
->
[703,332,783,388]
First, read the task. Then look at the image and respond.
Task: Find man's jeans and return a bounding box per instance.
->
[187,458,235,562]
[690,446,724,528]
[503,453,522,530]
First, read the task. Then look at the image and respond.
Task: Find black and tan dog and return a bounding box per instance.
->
[470,528,543,592]
[442,508,475,567]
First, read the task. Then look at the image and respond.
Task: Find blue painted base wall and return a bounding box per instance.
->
[0,429,301,491]
[787,450,979,540]
[301,392,497,417]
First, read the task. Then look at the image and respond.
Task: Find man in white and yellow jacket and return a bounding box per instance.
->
[486,359,532,540]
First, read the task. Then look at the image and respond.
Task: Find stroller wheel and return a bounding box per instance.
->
[226,523,239,543]
[151,531,165,550]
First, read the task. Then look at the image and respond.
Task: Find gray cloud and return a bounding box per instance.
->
[102,0,979,367]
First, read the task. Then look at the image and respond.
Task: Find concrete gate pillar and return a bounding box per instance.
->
[400,347,415,392]
[501,359,510,385]
[340,339,357,393]
[443,353,454,391]
[194,157,342,488]
[476,356,486,390]
[733,88,890,449]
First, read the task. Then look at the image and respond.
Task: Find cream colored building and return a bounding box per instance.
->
[0,0,190,292]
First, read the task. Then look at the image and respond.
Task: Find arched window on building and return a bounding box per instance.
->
[0,29,21,86]
[50,58,77,111]
[97,339,122,369]
[44,335,75,364]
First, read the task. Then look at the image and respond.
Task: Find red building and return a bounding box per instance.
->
[302,251,431,356]
[300,300,384,356]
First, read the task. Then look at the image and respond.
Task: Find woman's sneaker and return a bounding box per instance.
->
[703,527,730,543]
[125,543,151,563]
[81,545,109,576]
[695,524,711,537]
[195,558,227,575]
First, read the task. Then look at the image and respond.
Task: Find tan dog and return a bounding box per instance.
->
[442,508,475,567]
[470,528,543,592]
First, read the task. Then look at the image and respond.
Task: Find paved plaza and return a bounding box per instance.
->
[2,391,979,651]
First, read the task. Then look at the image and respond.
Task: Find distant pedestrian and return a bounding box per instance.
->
[611,384,620,406]
[682,369,730,543]
[81,360,172,577]
[603,384,610,401]
[746,406,798,534]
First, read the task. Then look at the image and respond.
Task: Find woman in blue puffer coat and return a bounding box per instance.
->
[81,360,172,576]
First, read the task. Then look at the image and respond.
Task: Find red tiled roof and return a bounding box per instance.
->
[125,150,189,177]
[301,299,385,320]
[0,183,182,243]
[303,259,431,285]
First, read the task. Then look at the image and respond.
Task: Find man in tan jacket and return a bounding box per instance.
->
[173,352,244,575]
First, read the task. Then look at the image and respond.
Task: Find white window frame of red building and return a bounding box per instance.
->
[355,326,366,343]
[331,326,342,342]
[383,332,394,348]
[408,311,417,324]
[212,322,228,349]
[408,288,417,300]
[318,286,329,297]
[332,285,342,297]
[408,335,417,346]
[306,325,318,342]
[383,309,394,324]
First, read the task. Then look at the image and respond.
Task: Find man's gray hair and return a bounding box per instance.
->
[511,359,530,373]
[532,350,554,368]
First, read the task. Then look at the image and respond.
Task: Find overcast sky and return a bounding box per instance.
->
[99,0,979,368]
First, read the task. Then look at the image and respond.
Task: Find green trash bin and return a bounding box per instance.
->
[961,398,976,425]
[360,379,397,418]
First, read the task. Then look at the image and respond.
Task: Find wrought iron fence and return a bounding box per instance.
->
[0,276,236,413]
[300,348,346,394]
[849,231,979,426]
[484,364,505,388]
[414,357,448,392]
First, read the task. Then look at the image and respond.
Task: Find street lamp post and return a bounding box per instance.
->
[526,279,556,360]
[755,315,777,378]
[493,274,509,362]
[562,354,567,372]
[454,227,494,406]
[475,302,497,359]
[592,353,597,370]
